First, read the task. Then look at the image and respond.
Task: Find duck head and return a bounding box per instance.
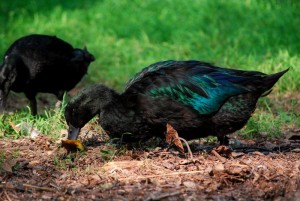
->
[72,46,95,64]
[65,84,118,140]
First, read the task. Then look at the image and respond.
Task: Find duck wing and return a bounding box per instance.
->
[125,60,179,90]
[124,60,271,115]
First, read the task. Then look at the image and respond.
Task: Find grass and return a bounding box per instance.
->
[0,0,299,139]
[239,99,300,139]
[0,94,68,139]
[239,110,297,139]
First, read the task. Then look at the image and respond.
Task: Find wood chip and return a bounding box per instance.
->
[211,150,226,163]
[183,181,197,189]
[213,163,225,172]
[231,152,245,158]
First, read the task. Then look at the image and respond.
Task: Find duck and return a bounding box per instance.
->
[64,60,288,145]
[0,34,95,115]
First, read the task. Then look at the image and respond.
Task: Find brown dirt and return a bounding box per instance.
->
[1,126,300,201]
[1,92,300,200]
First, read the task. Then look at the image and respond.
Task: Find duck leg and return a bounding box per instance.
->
[218,135,229,145]
[25,93,37,115]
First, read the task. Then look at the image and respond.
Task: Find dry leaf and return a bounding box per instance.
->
[214,145,232,158]
[166,123,184,153]
[9,120,20,133]
[1,158,17,173]
[61,139,86,152]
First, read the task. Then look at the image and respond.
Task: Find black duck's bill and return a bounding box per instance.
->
[67,124,81,140]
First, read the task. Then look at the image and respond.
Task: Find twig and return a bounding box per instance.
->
[211,149,226,163]
[22,184,55,191]
[49,183,61,190]
[144,191,181,201]
[179,137,193,160]
[118,170,204,181]
[4,191,12,201]
[0,183,55,192]
[3,146,31,151]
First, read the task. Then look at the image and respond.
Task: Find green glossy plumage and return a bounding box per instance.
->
[126,60,280,115]
[66,60,288,145]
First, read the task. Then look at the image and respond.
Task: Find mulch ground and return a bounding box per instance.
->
[1,92,300,201]
[1,125,300,201]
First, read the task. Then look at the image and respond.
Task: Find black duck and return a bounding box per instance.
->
[0,34,95,115]
[65,60,288,144]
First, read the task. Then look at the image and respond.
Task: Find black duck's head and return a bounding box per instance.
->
[0,55,18,112]
[72,46,95,65]
[65,84,118,140]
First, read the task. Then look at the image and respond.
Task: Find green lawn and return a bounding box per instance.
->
[0,0,299,138]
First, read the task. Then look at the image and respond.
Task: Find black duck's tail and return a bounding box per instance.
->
[261,68,289,96]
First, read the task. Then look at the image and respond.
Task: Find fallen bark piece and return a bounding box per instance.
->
[211,149,226,163]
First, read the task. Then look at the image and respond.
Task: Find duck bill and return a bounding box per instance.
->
[67,124,81,140]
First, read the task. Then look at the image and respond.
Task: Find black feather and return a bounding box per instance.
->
[0,34,95,115]
[65,60,288,144]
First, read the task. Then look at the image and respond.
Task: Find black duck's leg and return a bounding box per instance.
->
[218,135,229,146]
[25,93,37,115]
[29,97,37,115]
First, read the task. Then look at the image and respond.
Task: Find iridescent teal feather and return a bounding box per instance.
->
[127,60,270,114]
[67,60,288,145]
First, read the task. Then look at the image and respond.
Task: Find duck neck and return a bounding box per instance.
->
[95,85,120,112]
[66,84,120,129]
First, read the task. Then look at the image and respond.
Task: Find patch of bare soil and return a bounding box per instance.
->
[1,126,300,201]
[1,92,300,200]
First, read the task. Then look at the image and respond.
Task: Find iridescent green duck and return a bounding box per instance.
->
[65,60,288,145]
